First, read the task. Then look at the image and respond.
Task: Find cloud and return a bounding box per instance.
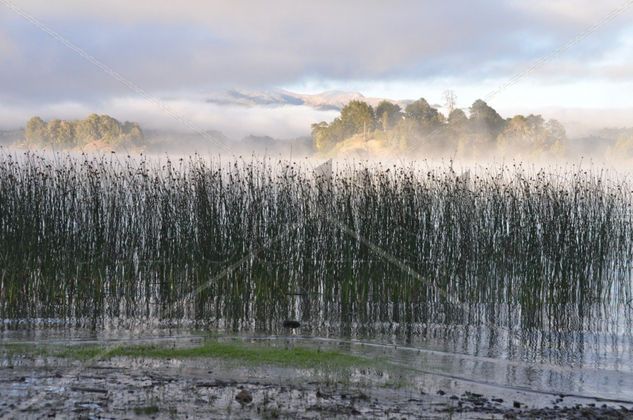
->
[0,0,632,134]
[1,0,630,103]
[0,29,17,61]
[510,0,631,25]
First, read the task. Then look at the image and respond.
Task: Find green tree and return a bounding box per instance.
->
[543,119,566,155]
[497,114,565,156]
[25,116,47,144]
[23,114,143,150]
[46,119,63,146]
[544,119,566,146]
[97,115,123,144]
[404,98,442,131]
[59,120,76,146]
[339,100,376,135]
[311,121,334,152]
[375,101,402,131]
[469,99,505,138]
[445,109,470,155]
[122,121,144,145]
[448,109,468,129]
[75,114,101,144]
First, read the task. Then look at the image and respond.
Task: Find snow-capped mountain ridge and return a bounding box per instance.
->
[205,89,412,111]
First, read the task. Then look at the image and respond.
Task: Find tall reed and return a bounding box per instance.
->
[0,151,631,345]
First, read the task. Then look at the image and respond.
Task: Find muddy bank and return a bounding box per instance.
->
[2,354,633,419]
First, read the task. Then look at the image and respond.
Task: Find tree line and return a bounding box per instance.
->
[311,97,566,157]
[24,114,144,150]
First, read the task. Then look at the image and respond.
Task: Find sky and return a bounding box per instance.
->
[0,0,632,137]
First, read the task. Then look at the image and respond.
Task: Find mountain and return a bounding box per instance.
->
[205,89,411,111]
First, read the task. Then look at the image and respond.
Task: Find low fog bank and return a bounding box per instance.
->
[507,107,633,139]
[5,123,633,164]
[2,92,633,163]
[0,99,338,140]
[142,129,312,157]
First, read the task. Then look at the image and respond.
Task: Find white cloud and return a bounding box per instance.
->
[511,0,632,25]
[0,30,15,58]
[0,0,632,134]
[5,0,623,100]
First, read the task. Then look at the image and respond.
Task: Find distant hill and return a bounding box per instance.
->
[205,89,412,111]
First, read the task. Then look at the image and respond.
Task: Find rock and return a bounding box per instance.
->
[437,390,446,395]
[513,401,522,408]
[235,389,253,405]
[354,392,369,401]
[465,391,483,398]
[316,389,331,399]
[70,386,108,394]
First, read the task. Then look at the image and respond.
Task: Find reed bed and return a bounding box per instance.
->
[0,151,631,342]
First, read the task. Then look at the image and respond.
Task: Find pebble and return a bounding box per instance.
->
[235,389,253,405]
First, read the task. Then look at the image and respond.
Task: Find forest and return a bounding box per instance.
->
[311,98,568,158]
[23,114,144,150]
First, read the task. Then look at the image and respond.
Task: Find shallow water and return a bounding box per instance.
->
[2,317,633,406]
[2,156,633,412]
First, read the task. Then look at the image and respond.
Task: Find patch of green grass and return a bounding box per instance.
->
[48,340,371,369]
[1,343,35,353]
[133,405,160,415]
[0,343,49,357]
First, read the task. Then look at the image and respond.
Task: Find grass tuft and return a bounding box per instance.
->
[5,340,371,369]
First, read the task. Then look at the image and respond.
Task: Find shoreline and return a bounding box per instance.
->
[2,340,633,419]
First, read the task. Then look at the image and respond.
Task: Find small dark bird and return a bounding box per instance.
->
[283,320,301,329]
